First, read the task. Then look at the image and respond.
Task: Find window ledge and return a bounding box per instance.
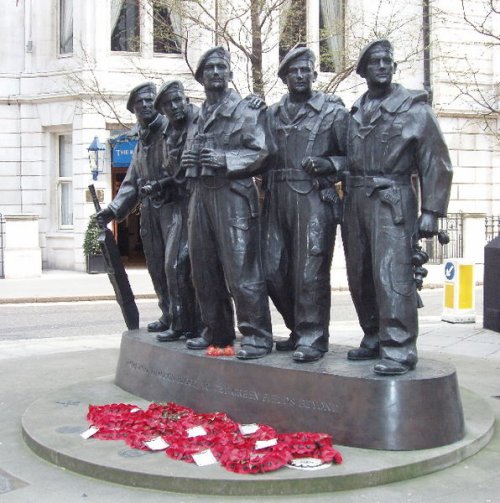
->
[110,51,141,55]
[46,231,75,238]
[153,52,183,58]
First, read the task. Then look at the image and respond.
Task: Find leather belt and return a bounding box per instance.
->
[348,174,411,189]
[269,169,312,182]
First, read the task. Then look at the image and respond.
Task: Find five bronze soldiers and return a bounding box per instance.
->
[97,40,452,376]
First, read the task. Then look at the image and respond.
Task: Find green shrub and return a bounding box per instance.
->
[83,215,102,255]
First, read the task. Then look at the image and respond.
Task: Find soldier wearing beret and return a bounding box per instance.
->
[181,46,273,359]
[153,81,204,342]
[262,47,348,362]
[344,40,453,375]
[96,82,171,333]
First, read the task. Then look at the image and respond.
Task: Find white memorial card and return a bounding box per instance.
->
[255,438,278,450]
[239,423,260,435]
[187,426,208,438]
[144,437,170,451]
[192,449,218,466]
[80,426,99,439]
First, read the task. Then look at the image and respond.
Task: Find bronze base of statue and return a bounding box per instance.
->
[115,329,465,451]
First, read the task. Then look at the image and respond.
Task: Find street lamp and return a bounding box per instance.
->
[87,136,106,180]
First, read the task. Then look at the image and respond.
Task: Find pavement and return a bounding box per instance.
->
[0,267,159,304]
[0,267,499,502]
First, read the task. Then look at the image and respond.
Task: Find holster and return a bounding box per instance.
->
[319,188,342,221]
[137,178,146,201]
[161,185,176,204]
[378,186,404,225]
[230,181,259,218]
[313,175,342,220]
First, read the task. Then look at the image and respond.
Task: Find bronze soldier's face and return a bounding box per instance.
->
[201,56,232,91]
[160,90,188,123]
[364,49,395,87]
[133,91,157,122]
[285,57,317,95]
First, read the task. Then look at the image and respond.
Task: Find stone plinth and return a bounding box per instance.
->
[115,330,465,451]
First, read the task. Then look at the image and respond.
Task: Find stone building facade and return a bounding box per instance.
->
[0,0,498,274]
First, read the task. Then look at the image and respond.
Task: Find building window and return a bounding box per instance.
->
[57,135,73,228]
[319,0,344,73]
[279,0,345,72]
[279,0,307,62]
[59,0,73,54]
[111,0,140,52]
[153,1,181,54]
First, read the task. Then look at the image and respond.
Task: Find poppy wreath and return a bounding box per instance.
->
[86,402,343,474]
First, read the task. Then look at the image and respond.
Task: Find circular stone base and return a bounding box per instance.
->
[22,377,494,496]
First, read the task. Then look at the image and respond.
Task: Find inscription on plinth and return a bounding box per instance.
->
[115,330,465,451]
[124,358,337,412]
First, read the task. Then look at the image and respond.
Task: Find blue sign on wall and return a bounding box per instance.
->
[111,138,137,168]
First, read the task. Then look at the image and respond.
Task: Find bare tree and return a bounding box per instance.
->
[65,0,438,120]
[439,0,499,140]
[461,0,499,42]
[147,0,291,96]
[65,47,133,129]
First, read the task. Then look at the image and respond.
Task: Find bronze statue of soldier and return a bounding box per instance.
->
[262,47,348,363]
[344,40,453,375]
[152,80,204,343]
[96,82,171,333]
[181,46,273,359]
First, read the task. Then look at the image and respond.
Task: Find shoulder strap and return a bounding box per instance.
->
[304,98,333,158]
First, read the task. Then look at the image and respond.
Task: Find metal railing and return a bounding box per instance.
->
[485,215,500,243]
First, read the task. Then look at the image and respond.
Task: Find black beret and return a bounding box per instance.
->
[278,47,316,80]
[154,80,185,111]
[126,82,157,113]
[194,46,231,83]
[356,39,393,77]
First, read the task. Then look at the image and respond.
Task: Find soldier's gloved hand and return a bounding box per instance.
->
[245,94,267,110]
[418,211,439,238]
[95,207,114,227]
[301,156,335,176]
[200,148,226,171]
[180,149,199,171]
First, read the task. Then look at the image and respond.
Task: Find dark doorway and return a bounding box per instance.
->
[112,169,145,265]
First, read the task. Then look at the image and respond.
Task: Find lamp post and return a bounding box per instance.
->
[87,136,106,180]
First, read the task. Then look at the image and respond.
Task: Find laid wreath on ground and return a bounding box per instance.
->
[85,402,343,474]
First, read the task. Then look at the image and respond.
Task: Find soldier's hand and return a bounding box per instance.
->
[418,211,439,238]
[180,150,199,170]
[245,94,267,110]
[200,148,226,171]
[301,156,335,176]
[95,207,114,227]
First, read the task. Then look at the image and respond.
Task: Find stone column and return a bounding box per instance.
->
[4,214,42,278]
[462,213,487,264]
[462,213,486,282]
